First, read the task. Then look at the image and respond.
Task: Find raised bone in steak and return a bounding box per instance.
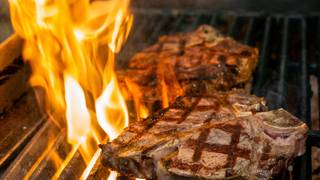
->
[118,25,258,111]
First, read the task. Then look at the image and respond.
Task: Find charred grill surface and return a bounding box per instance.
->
[118,25,258,111]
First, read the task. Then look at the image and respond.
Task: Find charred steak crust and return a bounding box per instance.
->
[118,25,259,111]
[103,25,308,179]
[101,103,308,179]
[165,109,308,179]
[100,90,271,179]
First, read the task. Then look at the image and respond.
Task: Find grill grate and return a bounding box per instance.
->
[119,10,320,179]
[0,9,320,179]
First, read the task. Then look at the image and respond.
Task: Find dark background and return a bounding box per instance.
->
[132,0,320,12]
[2,0,320,42]
[0,0,12,42]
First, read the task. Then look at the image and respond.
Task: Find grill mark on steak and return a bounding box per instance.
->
[171,138,252,173]
[171,96,187,109]
[116,90,260,140]
[192,111,220,162]
[184,129,251,161]
[223,123,243,176]
[118,25,259,113]
[173,122,251,177]
[192,129,211,162]
[101,93,309,179]
[194,106,218,111]
[177,97,202,124]
[113,108,171,149]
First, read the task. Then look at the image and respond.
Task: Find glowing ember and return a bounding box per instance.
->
[8,0,133,178]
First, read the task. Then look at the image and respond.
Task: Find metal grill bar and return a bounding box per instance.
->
[167,15,185,34]
[243,18,254,44]
[129,14,150,43]
[317,17,320,131]
[277,18,289,107]
[209,14,217,26]
[0,90,44,173]
[297,17,312,180]
[118,14,149,62]
[227,16,236,36]
[184,14,201,31]
[252,17,271,94]
[300,19,309,123]
[1,120,61,179]
[148,14,171,43]
[309,130,320,147]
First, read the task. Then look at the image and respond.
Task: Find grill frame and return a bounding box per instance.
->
[0,9,319,179]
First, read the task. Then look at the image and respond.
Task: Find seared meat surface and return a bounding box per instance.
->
[104,25,308,180]
[100,90,308,179]
[118,25,258,111]
[165,109,308,179]
[100,90,284,179]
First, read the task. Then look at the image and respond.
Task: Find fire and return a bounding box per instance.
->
[125,78,149,120]
[8,0,132,178]
[64,75,91,146]
[96,75,129,140]
[158,62,184,108]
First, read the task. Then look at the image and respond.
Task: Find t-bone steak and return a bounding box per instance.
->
[118,25,258,111]
[99,91,308,179]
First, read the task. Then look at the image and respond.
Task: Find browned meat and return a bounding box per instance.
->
[100,91,308,179]
[164,109,308,179]
[99,90,293,179]
[118,25,258,111]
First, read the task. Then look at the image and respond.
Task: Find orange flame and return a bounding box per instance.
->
[157,62,184,108]
[125,78,149,120]
[64,75,91,146]
[9,0,132,178]
[96,75,129,140]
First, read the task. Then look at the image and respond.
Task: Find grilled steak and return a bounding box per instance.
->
[106,26,308,179]
[118,25,258,111]
[100,91,308,179]
[164,109,308,179]
[100,90,280,179]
